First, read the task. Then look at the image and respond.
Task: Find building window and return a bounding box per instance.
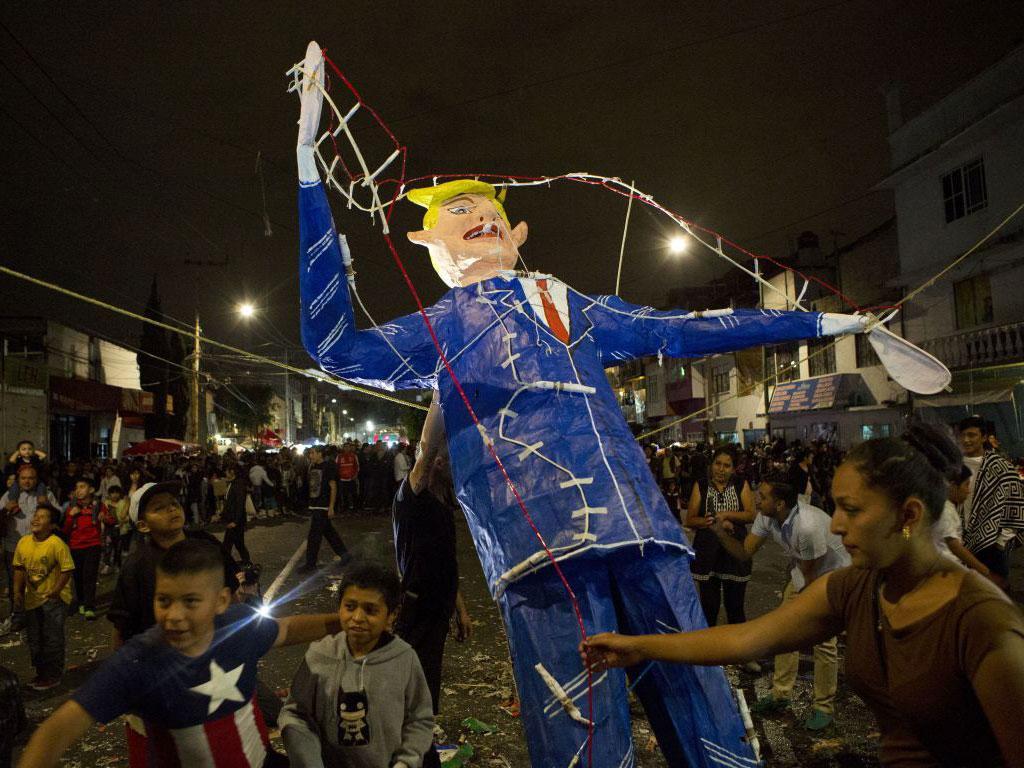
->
[942,158,987,223]
[954,274,993,329]
[711,369,731,395]
[855,332,880,368]
[769,341,799,383]
[808,337,836,377]
[861,424,891,441]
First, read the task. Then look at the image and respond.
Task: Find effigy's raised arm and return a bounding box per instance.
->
[295,43,440,391]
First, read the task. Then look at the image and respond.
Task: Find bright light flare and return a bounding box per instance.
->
[668,236,689,254]
[238,302,256,318]
[366,420,374,431]
[256,603,273,619]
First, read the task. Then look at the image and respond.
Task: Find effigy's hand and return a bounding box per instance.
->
[580,632,645,671]
[295,41,325,187]
[296,41,325,150]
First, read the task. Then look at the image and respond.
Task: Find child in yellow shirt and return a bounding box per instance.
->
[13,503,74,691]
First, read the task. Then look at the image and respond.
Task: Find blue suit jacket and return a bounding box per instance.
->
[300,181,827,596]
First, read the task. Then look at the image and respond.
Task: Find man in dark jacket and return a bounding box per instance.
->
[392,399,472,768]
[221,465,250,562]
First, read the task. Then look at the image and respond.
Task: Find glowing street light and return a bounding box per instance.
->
[668,235,688,254]
[238,302,255,318]
[331,398,337,404]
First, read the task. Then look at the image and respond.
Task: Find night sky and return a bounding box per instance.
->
[2,1,1022,376]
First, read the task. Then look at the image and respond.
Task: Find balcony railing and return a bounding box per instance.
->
[920,320,1024,370]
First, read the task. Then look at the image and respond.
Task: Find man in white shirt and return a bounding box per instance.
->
[711,475,850,730]
[248,459,274,517]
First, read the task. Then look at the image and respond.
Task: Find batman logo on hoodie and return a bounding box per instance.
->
[338,689,370,746]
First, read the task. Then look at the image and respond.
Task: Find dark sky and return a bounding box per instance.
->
[2,0,1023,372]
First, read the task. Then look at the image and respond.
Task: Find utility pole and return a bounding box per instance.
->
[191,313,202,445]
[756,259,772,440]
[283,347,291,444]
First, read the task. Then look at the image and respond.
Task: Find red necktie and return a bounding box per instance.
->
[536,279,570,344]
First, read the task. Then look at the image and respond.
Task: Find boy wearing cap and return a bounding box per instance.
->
[19,539,342,768]
[108,482,238,647]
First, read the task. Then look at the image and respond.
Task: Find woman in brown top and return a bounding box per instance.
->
[582,423,1024,766]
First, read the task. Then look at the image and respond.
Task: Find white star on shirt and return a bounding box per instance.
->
[189,660,246,715]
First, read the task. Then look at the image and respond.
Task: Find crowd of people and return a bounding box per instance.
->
[2,412,1023,767]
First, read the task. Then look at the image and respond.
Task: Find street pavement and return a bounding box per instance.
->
[3,510,1022,767]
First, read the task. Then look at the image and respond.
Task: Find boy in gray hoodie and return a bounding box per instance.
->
[280,562,434,768]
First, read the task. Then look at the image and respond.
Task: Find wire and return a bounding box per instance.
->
[0,263,428,412]
[637,197,1024,441]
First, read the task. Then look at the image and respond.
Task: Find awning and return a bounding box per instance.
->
[123,438,196,456]
[769,374,875,414]
[50,376,154,415]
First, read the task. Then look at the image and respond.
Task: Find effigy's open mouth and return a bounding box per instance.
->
[463,222,503,241]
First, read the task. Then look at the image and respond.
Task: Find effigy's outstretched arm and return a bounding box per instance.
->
[583,292,950,394]
[296,43,440,391]
[585,294,860,360]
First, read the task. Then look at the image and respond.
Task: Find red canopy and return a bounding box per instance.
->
[123,438,193,456]
[258,429,283,447]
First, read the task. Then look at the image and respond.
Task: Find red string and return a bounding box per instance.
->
[375,170,888,314]
[320,52,596,764]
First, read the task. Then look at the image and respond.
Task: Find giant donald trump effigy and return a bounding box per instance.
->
[291,42,949,767]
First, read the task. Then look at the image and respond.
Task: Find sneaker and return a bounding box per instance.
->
[78,605,86,616]
[28,676,61,691]
[750,695,791,717]
[0,617,11,636]
[804,710,834,730]
[741,660,763,674]
[99,564,112,575]
[83,609,97,621]
[296,563,319,575]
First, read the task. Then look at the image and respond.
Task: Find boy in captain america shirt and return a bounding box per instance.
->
[18,539,343,768]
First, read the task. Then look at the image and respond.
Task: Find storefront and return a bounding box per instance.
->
[768,373,903,447]
[49,376,152,460]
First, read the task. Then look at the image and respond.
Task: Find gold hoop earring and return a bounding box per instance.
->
[902,525,911,541]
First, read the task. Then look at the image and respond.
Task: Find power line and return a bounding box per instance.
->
[0,263,428,412]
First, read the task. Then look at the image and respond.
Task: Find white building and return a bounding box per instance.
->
[1,318,149,459]
[879,44,1024,455]
[700,222,905,449]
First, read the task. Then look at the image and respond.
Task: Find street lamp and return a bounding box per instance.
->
[668,235,688,254]
[238,302,255,318]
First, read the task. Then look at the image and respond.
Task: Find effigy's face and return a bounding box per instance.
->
[407,193,528,287]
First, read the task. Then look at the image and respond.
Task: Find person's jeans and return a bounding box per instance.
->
[304,508,348,567]
[250,485,264,511]
[222,526,251,563]
[24,599,66,679]
[697,576,748,625]
[339,480,358,514]
[70,546,102,611]
[1,548,14,616]
[770,581,838,713]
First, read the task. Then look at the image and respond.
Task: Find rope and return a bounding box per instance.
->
[317,52,596,764]
[0,264,427,412]
[636,198,1024,442]
[894,200,1024,310]
[614,179,635,296]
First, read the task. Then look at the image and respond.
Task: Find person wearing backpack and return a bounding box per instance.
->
[61,478,113,620]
